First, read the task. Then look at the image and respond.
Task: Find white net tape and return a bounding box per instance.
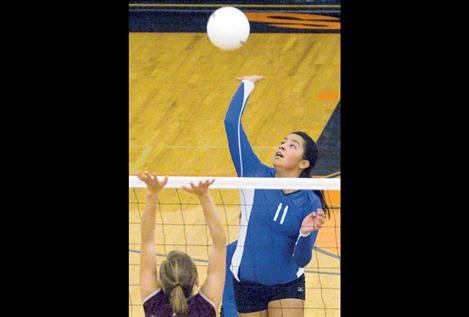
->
[129,176,340,190]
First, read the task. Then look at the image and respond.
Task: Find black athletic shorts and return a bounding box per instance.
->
[232,274,305,313]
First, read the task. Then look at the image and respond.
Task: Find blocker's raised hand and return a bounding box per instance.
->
[182,179,216,197]
[136,172,168,194]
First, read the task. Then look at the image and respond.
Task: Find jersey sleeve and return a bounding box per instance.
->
[293,230,319,268]
[224,81,263,177]
[292,193,323,268]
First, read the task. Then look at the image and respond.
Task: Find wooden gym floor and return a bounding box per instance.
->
[129,31,340,317]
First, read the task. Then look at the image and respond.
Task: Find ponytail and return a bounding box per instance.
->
[159,250,198,316]
[169,285,189,316]
[313,190,331,219]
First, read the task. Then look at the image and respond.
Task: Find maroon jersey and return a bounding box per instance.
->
[143,289,217,317]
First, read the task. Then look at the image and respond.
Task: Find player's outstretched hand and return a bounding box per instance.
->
[300,209,326,235]
[136,172,168,194]
[182,179,216,197]
[235,75,265,84]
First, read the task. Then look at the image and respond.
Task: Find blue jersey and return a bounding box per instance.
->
[224,81,322,286]
[221,241,238,317]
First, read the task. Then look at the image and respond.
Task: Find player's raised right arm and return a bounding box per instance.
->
[182,180,227,309]
[224,75,265,177]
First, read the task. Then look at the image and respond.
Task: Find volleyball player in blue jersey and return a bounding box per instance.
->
[224,75,328,317]
[137,172,226,317]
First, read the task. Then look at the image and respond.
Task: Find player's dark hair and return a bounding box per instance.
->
[159,250,199,316]
[292,131,331,218]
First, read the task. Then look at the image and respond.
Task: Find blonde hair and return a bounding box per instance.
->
[159,250,198,316]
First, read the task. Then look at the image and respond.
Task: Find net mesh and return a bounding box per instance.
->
[129,177,340,317]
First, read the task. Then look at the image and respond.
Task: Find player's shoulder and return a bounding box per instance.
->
[311,190,322,203]
[306,189,320,199]
[194,292,218,315]
[301,190,321,208]
[142,289,163,309]
[287,189,317,208]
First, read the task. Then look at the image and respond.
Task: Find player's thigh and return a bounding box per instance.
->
[268,298,304,317]
[239,310,268,317]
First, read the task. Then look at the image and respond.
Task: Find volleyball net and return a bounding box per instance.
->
[129,176,340,317]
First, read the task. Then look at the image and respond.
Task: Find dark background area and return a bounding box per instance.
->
[129,1,340,33]
[7,1,450,316]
